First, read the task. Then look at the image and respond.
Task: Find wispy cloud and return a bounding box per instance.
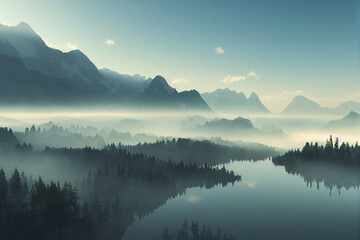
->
[222,71,260,84]
[171,78,189,85]
[46,41,78,52]
[214,46,224,54]
[105,39,115,45]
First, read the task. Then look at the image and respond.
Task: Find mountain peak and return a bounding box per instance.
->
[152,75,169,85]
[15,22,36,35]
[344,111,360,120]
[293,95,309,101]
[144,75,177,96]
[282,95,328,115]
[249,92,259,100]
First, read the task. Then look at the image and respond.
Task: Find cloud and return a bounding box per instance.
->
[64,42,78,51]
[222,71,260,84]
[185,195,201,203]
[105,39,115,45]
[171,78,189,85]
[214,46,224,54]
[46,41,78,52]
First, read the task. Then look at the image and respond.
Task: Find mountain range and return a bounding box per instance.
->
[0,22,211,111]
[201,88,270,115]
[194,116,286,138]
[323,111,360,131]
[281,95,360,116]
[1,22,358,116]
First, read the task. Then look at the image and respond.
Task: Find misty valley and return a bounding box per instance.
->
[0,5,359,240]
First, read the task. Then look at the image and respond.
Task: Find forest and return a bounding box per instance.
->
[122,138,278,165]
[273,135,360,166]
[273,136,360,191]
[0,127,241,240]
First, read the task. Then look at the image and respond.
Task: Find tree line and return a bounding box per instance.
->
[0,127,241,239]
[273,136,360,166]
[160,220,237,240]
[122,138,278,165]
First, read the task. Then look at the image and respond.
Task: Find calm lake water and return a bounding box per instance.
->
[123,159,360,240]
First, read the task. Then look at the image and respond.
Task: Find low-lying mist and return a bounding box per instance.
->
[0,107,358,150]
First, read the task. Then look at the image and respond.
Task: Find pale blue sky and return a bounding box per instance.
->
[0,0,358,111]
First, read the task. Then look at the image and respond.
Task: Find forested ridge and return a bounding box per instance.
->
[122,138,278,165]
[0,127,241,239]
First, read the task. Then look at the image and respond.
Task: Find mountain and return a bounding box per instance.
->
[99,68,151,95]
[201,88,270,114]
[193,116,288,146]
[0,22,104,89]
[281,95,331,115]
[200,116,256,133]
[323,111,360,131]
[0,53,81,104]
[332,101,360,115]
[140,76,212,111]
[0,115,25,128]
[0,22,211,111]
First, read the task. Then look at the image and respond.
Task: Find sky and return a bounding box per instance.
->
[0,0,358,112]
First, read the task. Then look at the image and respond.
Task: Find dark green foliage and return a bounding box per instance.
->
[273,136,360,190]
[0,127,242,239]
[123,138,278,165]
[160,220,236,240]
[0,145,240,239]
[0,127,19,151]
[274,136,360,166]
[15,125,106,149]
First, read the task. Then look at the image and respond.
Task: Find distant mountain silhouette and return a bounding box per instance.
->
[323,111,360,131]
[0,22,212,112]
[0,54,81,104]
[140,76,212,110]
[200,116,257,133]
[193,115,287,145]
[281,95,332,115]
[331,101,360,115]
[201,88,270,114]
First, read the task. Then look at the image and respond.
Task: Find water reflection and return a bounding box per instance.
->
[273,159,360,192]
[123,160,360,240]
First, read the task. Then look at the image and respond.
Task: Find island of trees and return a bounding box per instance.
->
[274,135,359,166]
[273,136,360,191]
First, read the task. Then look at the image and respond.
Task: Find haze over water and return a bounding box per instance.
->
[124,160,360,240]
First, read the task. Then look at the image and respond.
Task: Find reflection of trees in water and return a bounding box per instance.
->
[0,143,241,240]
[273,137,360,194]
[160,220,237,240]
[275,159,360,194]
[80,160,241,239]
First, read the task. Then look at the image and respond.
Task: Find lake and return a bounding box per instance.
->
[123,159,360,240]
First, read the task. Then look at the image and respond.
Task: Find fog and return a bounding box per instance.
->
[0,107,358,150]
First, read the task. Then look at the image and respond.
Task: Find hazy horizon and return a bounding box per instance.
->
[0,0,358,112]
